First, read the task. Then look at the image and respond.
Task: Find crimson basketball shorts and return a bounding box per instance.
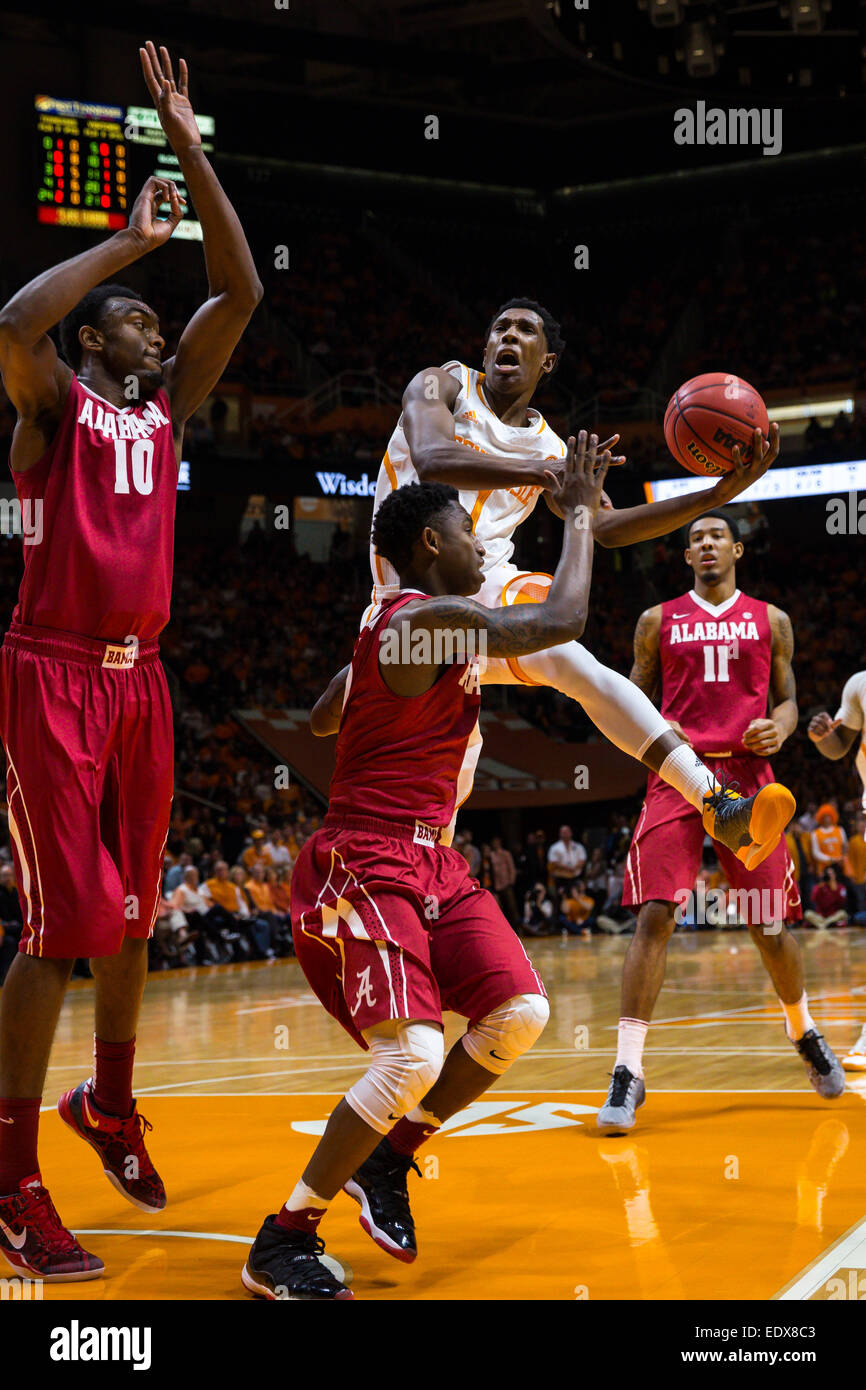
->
[622,754,801,926]
[0,623,174,958]
[292,813,546,1047]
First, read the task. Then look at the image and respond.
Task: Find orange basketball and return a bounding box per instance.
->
[663,372,769,477]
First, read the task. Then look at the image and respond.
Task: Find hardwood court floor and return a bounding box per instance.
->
[31,928,866,1301]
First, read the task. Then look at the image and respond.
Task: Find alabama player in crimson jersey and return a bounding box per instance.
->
[596,508,844,1135]
[0,42,262,1281]
[369,298,784,854]
[242,438,613,1299]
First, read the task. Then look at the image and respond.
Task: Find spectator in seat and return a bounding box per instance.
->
[811,804,847,872]
[523,882,555,937]
[559,878,596,936]
[490,836,519,928]
[804,866,849,930]
[547,824,587,900]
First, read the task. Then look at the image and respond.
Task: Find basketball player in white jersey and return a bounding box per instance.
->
[809,671,866,1071]
[366,297,785,845]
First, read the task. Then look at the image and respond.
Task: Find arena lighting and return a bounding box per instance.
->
[683,20,718,77]
[641,0,685,27]
[644,457,866,505]
[782,0,828,35]
[767,397,853,424]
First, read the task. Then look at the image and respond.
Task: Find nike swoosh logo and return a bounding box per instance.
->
[672,612,691,619]
[490,1051,508,1062]
[81,1092,100,1129]
[387,1113,399,1122]
[0,1219,27,1251]
[0,1117,14,1125]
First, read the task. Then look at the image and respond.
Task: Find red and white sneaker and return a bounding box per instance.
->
[0,1174,104,1282]
[58,1080,166,1213]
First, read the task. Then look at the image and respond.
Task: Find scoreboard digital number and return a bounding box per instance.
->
[35,96,215,239]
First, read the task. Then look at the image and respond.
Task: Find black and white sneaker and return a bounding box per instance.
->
[241,1217,354,1300]
[344,1138,420,1263]
[596,1065,646,1135]
[791,1028,845,1099]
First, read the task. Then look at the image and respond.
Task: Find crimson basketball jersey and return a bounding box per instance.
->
[10,376,178,640]
[328,591,482,827]
[658,588,772,755]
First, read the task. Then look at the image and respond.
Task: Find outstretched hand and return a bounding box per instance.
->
[127,175,186,251]
[140,41,202,153]
[711,423,780,504]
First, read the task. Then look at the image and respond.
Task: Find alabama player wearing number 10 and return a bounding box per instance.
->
[596,509,844,1135]
[0,41,262,1282]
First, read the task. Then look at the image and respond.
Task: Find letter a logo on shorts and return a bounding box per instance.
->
[350,965,377,1016]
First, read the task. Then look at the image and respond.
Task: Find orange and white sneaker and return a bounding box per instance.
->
[841,1025,866,1072]
[701,778,795,871]
[0,1174,104,1282]
[58,1080,166,1213]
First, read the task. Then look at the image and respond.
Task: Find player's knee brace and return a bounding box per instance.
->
[462,993,549,1076]
[346,1021,444,1134]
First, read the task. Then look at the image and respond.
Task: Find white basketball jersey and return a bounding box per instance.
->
[370,361,567,590]
[836,670,866,811]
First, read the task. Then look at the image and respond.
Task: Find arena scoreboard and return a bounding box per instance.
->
[35,96,215,239]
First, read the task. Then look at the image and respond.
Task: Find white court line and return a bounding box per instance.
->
[45,1054,361,1069]
[76,1228,253,1245]
[106,1087,836,1099]
[774,1216,866,1300]
[132,1063,363,1094]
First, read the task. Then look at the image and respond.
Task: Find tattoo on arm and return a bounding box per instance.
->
[416,595,575,660]
[769,607,797,709]
[630,607,661,701]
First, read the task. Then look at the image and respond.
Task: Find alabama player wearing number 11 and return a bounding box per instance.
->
[0,41,262,1281]
[596,509,844,1135]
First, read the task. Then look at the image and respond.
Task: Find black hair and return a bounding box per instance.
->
[485,297,565,376]
[683,507,741,548]
[371,481,461,574]
[58,283,142,371]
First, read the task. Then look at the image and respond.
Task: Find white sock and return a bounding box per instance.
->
[403,1102,443,1130]
[616,1017,649,1077]
[782,993,816,1042]
[658,744,718,813]
[285,1178,331,1214]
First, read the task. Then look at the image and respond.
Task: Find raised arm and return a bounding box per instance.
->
[405,431,609,667]
[402,367,563,492]
[0,177,182,472]
[593,425,780,549]
[140,42,263,426]
[742,605,798,756]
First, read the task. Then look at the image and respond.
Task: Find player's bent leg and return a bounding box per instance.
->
[745,922,844,1099]
[598,900,676,1136]
[348,996,549,1265]
[244,1020,445,1294]
[59,936,167,1213]
[460,991,550,1076]
[0,954,104,1281]
[341,1020,445,1264]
